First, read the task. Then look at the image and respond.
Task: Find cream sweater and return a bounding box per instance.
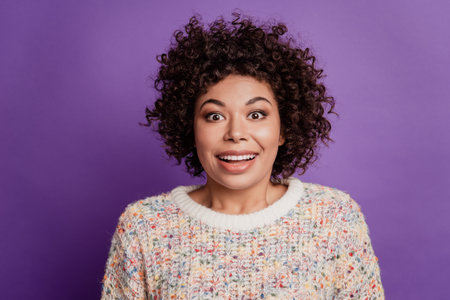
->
[101,177,384,299]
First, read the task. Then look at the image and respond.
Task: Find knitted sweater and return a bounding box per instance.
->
[101,177,384,299]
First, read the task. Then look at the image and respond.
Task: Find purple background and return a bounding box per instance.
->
[1,0,449,299]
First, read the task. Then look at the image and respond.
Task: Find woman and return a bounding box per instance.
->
[101,13,384,299]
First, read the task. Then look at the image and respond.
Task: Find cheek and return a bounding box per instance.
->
[196,136,214,152]
[253,123,281,148]
[194,124,216,157]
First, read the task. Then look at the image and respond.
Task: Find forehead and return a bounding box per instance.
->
[196,75,275,107]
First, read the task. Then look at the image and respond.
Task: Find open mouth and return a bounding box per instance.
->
[217,154,257,163]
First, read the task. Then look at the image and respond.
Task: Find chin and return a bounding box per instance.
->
[207,172,270,191]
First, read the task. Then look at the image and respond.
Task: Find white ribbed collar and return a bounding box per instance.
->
[170,177,304,231]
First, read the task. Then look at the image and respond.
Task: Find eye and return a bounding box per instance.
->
[248,111,266,120]
[205,113,224,121]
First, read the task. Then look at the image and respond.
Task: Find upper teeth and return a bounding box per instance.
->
[219,154,256,161]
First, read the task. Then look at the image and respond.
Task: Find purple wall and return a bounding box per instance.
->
[1,0,449,299]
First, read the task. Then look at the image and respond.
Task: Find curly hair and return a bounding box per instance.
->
[143,13,336,179]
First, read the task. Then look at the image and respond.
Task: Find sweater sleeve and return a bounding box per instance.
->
[101,207,148,300]
[333,196,385,299]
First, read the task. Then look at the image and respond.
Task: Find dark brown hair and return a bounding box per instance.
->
[143,13,336,179]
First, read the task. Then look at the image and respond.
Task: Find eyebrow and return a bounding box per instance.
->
[199,96,272,110]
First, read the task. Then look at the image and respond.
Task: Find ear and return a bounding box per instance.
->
[278,131,285,146]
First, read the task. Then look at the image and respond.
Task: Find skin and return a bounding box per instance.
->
[188,74,287,215]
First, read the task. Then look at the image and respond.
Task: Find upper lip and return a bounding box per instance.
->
[216,150,259,156]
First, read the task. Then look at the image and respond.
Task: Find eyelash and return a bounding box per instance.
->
[248,111,267,120]
[205,111,267,121]
[205,112,224,121]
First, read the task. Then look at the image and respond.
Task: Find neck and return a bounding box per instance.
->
[195,174,283,215]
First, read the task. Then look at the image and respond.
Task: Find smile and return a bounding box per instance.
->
[218,154,257,162]
[215,153,258,173]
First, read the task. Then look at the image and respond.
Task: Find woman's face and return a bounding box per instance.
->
[194,74,284,190]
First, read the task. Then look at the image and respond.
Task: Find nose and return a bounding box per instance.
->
[224,116,248,142]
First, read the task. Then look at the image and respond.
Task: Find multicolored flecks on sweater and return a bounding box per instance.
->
[101,177,384,299]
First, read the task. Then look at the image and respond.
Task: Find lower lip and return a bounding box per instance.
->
[216,156,257,174]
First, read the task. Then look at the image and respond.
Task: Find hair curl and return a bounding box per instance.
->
[143,13,336,179]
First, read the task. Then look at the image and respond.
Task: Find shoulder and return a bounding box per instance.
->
[301,182,367,228]
[302,181,353,208]
[114,191,179,235]
[125,191,174,214]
